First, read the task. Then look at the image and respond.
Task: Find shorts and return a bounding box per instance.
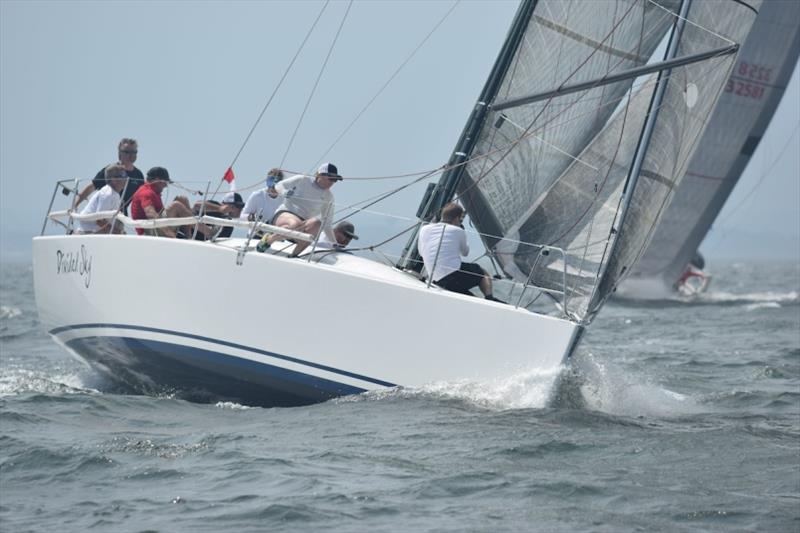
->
[437,262,485,294]
[271,210,305,225]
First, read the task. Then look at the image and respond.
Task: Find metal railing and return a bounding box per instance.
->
[41,178,579,320]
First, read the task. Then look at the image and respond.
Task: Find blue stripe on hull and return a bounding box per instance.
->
[64,336,369,408]
[52,323,395,387]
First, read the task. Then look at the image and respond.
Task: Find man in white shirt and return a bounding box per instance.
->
[417,202,502,302]
[241,168,284,225]
[76,163,127,234]
[262,162,342,256]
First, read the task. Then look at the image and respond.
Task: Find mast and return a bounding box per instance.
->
[398,0,538,270]
[585,0,694,317]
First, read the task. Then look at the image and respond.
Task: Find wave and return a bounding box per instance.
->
[338,366,565,411]
[558,352,700,418]
[0,305,23,319]
[697,290,799,306]
[0,368,98,397]
[614,289,799,308]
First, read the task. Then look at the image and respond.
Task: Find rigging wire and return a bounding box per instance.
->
[310,0,461,171]
[280,0,354,169]
[710,121,800,230]
[226,1,330,173]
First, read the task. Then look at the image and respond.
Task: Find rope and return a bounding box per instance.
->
[280,0,354,168]
[714,122,800,228]
[203,1,331,207]
[310,0,461,170]
[225,1,330,174]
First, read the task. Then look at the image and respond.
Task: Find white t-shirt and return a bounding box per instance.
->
[417,222,468,282]
[77,185,121,233]
[275,174,335,241]
[240,188,282,223]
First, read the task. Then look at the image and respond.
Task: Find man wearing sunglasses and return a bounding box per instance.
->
[260,163,343,257]
[74,138,145,213]
[241,167,285,231]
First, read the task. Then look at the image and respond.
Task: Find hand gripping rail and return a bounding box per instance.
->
[47,210,314,242]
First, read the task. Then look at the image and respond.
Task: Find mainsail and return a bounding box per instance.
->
[442,0,760,323]
[627,0,800,291]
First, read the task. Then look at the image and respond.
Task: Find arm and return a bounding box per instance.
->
[73,183,96,208]
[459,227,469,257]
[320,198,335,243]
[143,204,176,238]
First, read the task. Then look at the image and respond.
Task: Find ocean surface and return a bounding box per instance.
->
[1,259,798,532]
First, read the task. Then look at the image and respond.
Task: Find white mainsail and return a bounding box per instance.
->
[626,0,800,293]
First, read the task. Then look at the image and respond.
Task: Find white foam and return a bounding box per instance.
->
[572,353,697,418]
[0,306,23,319]
[403,366,566,410]
[214,401,251,410]
[699,290,798,305]
[0,368,97,397]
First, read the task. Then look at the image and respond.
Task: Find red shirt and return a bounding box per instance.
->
[130,182,164,235]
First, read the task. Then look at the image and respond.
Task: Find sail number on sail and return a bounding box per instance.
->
[725,60,774,100]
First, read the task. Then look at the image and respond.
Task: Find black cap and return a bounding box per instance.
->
[222,192,245,208]
[317,162,342,180]
[146,166,171,182]
[335,220,358,240]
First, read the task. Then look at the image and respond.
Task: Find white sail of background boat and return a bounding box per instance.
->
[33,0,760,407]
[620,0,800,298]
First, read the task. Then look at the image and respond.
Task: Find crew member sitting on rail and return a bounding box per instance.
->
[130,166,211,238]
[417,202,503,302]
[75,163,127,234]
[241,168,284,225]
[74,138,145,214]
[190,192,245,240]
[316,220,359,249]
[260,163,342,257]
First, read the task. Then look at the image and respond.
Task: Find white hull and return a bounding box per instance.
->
[34,235,579,406]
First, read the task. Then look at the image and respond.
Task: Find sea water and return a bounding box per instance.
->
[1,260,798,532]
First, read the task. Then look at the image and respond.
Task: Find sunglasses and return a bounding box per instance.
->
[120,150,138,155]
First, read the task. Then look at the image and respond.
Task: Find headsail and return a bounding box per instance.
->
[450,0,760,323]
[627,0,800,291]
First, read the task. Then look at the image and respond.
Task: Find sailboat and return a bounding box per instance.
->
[620,0,800,298]
[33,0,759,407]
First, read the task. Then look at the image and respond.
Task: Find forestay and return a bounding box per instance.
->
[454,0,760,322]
[629,0,800,288]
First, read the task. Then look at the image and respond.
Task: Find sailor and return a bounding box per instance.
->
[417,202,503,302]
[240,168,285,226]
[130,166,212,239]
[191,191,245,240]
[316,220,359,249]
[73,138,145,214]
[74,163,127,234]
[260,163,342,256]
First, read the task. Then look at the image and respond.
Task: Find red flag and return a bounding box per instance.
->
[222,167,235,183]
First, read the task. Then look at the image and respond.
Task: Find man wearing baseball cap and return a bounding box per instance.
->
[260,163,343,256]
[130,166,210,238]
[191,191,245,240]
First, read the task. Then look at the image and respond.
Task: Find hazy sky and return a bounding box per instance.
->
[1,0,798,263]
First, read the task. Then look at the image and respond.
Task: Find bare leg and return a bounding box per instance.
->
[266,212,304,245]
[290,218,321,256]
[479,271,493,297]
[166,201,212,238]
